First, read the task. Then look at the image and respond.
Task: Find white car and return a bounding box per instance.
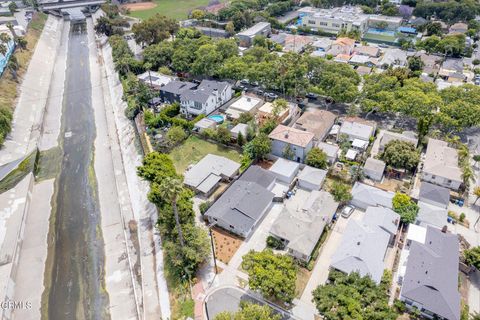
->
[341,205,354,218]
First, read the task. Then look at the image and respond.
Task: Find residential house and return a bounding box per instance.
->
[418,53,442,76]
[398,226,460,320]
[180,80,232,117]
[338,117,376,142]
[225,95,263,119]
[334,53,351,64]
[328,37,356,56]
[270,190,339,262]
[230,123,249,139]
[418,182,450,209]
[355,66,372,76]
[283,34,315,53]
[349,54,374,66]
[236,22,271,47]
[330,206,400,283]
[137,71,175,90]
[184,154,240,196]
[421,138,463,190]
[297,165,327,191]
[350,182,395,210]
[159,80,197,104]
[294,109,336,142]
[449,22,468,34]
[416,201,448,229]
[194,117,217,132]
[380,48,408,67]
[439,58,465,81]
[256,101,290,126]
[364,157,386,182]
[378,130,418,152]
[311,38,333,53]
[269,158,301,185]
[204,165,276,238]
[354,45,381,58]
[316,142,339,164]
[269,125,315,162]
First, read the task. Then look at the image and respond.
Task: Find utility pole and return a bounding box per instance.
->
[208,222,218,274]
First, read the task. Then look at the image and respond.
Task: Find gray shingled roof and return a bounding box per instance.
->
[330,206,399,283]
[351,182,394,209]
[401,227,460,320]
[416,201,448,229]
[419,182,450,208]
[184,154,240,190]
[181,80,230,103]
[240,165,276,189]
[270,191,338,258]
[160,80,197,95]
[205,166,275,233]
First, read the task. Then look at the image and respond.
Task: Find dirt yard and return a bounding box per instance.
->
[212,228,243,264]
[121,2,157,11]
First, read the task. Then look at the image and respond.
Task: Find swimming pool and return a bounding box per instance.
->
[208,115,224,124]
[366,28,396,37]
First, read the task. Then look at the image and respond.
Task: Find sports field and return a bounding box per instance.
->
[123,0,221,20]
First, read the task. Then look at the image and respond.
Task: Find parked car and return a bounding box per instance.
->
[306,92,318,100]
[240,79,250,85]
[251,81,259,87]
[341,205,354,218]
[264,92,278,100]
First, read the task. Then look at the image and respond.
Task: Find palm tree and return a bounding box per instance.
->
[473,186,480,204]
[158,177,185,246]
[7,55,18,81]
[0,43,6,57]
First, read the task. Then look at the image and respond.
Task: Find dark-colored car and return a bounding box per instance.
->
[306,92,318,100]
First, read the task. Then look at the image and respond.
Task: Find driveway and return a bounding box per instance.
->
[215,204,284,287]
[299,210,358,306]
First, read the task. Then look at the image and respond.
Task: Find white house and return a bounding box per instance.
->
[269,125,315,162]
[180,80,232,117]
[421,138,463,190]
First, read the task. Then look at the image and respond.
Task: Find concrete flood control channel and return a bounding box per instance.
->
[42,21,109,319]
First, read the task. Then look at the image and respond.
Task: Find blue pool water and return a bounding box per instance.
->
[366,28,396,37]
[208,115,224,123]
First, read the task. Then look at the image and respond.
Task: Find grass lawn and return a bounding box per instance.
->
[127,0,224,20]
[169,135,242,174]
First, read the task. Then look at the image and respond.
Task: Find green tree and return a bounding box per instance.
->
[132,14,179,46]
[312,271,397,320]
[0,107,13,146]
[242,249,297,303]
[8,2,17,14]
[192,43,223,77]
[305,148,328,169]
[153,177,186,246]
[392,192,419,224]
[329,181,352,204]
[236,130,245,147]
[381,140,420,171]
[137,152,179,182]
[282,144,295,160]
[215,302,281,320]
[408,56,424,72]
[464,246,480,269]
[244,133,271,160]
[425,22,443,36]
[216,126,232,145]
[166,126,187,147]
[164,223,210,278]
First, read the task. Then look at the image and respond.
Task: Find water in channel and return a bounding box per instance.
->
[46,20,109,320]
